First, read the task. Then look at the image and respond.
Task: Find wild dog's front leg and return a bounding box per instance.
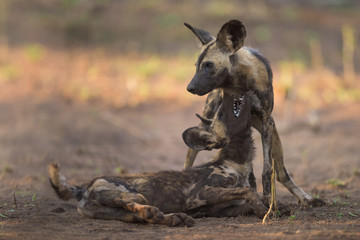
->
[184,148,199,170]
[187,186,267,218]
[184,89,222,170]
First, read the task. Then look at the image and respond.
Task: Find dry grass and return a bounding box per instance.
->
[0,46,198,107]
[0,1,359,109]
[0,44,358,110]
[0,45,360,109]
[275,61,360,109]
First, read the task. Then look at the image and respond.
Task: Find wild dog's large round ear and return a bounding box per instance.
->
[216,20,246,55]
[184,23,215,45]
[182,127,215,151]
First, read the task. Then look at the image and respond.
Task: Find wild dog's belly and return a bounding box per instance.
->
[183,162,253,214]
[206,161,252,188]
[129,173,194,214]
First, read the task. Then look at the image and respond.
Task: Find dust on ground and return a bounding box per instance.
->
[0,97,359,240]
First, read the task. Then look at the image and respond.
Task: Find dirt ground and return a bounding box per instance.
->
[0,1,359,239]
[0,96,359,240]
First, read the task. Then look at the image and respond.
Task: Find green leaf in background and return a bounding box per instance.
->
[348,212,358,217]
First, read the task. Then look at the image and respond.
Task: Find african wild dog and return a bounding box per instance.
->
[183,20,324,207]
[48,91,267,227]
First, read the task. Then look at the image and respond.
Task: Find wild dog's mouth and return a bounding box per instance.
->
[233,95,245,118]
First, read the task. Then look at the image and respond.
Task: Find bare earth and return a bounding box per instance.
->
[0,98,359,240]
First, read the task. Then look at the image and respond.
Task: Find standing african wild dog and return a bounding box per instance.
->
[183,20,324,207]
[48,91,268,227]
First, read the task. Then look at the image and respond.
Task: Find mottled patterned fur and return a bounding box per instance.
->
[49,91,267,227]
[183,20,324,207]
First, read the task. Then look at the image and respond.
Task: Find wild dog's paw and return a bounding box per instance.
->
[259,195,291,218]
[303,197,326,207]
[164,213,195,227]
[253,202,268,219]
[137,205,164,223]
[261,195,271,208]
[276,201,291,216]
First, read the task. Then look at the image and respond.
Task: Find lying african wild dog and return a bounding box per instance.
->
[48,91,267,227]
[183,20,325,207]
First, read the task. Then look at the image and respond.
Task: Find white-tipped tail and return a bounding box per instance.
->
[48,162,84,201]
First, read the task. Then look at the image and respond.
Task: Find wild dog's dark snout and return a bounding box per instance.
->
[187,75,203,95]
[186,82,196,94]
[186,75,214,96]
[186,84,210,96]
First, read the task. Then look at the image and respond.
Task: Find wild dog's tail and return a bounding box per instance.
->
[48,162,85,201]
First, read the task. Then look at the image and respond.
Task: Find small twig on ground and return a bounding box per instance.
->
[262,158,277,224]
[13,193,19,212]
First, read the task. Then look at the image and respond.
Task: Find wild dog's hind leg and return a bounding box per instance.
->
[251,114,325,207]
[272,125,325,206]
[160,213,195,227]
[259,116,275,199]
[79,199,146,223]
[85,189,194,227]
[83,189,165,224]
[186,186,267,218]
[116,199,194,227]
[86,190,194,227]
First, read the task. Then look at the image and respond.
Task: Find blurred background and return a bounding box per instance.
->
[0,0,359,195]
[0,0,359,108]
[1,1,360,236]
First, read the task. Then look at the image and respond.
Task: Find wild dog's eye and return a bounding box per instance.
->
[203,61,214,70]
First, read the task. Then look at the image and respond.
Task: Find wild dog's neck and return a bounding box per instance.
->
[221,49,257,96]
[216,91,254,164]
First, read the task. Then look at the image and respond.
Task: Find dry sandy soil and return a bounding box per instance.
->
[0,97,360,240]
